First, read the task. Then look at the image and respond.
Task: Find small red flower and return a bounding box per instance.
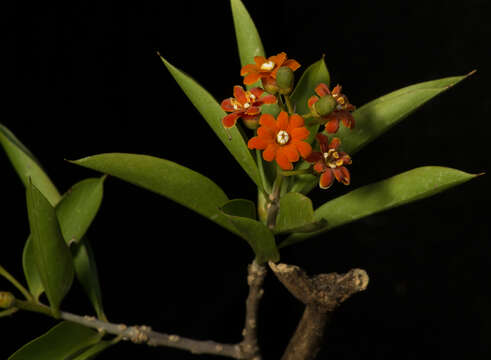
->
[308,83,356,133]
[240,52,301,86]
[221,86,277,128]
[305,133,352,189]
[248,111,312,170]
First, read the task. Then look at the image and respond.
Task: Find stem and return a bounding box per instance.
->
[266,171,284,229]
[281,306,329,360]
[9,261,267,360]
[0,265,33,301]
[284,95,294,114]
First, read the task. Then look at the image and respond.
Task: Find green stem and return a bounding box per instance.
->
[14,298,53,317]
[266,170,284,229]
[284,95,294,114]
[0,308,18,317]
[301,113,314,119]
[0,265,33,301]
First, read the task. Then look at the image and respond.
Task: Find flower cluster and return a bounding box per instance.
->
[220,52,356,190]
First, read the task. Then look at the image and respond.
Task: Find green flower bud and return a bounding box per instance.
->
[314,95,337,116]
[276,66,294,95]
[262,77,279,94]
[242,117,259,130]
[0,292,15,308]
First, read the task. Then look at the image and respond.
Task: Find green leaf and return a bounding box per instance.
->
[56,177,106,245]
[274,192,327,234]
[221,206,279,264]
[230,0,265,68]
[22,236,43,301]
[282,166,480,247]
[290,72,474,195]
[338,73,475,155]
[71,153,241,237]
[26,181,74,314]
[0,123,60,206]
[221,199,256,219]
[160,56,262,191]
[290,57,330,144]
[8,321,102,360]
[70,340,116,360]
[1,124,105,318]
[71,238,106,321]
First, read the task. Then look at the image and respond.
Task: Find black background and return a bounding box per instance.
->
[2,0,490,359]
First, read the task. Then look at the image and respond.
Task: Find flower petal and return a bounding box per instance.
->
[245,106,261,115]
[223,112,241,128]
[291,127,310,141]
[259,113,277,130]
[333,167,350,185]
[234,86,247,104]
[315,133,329,153]
[221,98,236,112]
[276,111,289,130]
[305,151,322,163]
[313,161,326,174]
[258,94,277,105]
[284,59,301,72]
[240,64,257,76]
[294,140,312,158]
[263,143,277,162]
[319,170,334,189]
[328,137,341,150]
[308,96,319,109]
[254,56,267,67]
[282,144,300,163]
[257,125,275,141]
[341,112,355,129]
[270,52,287,67]
[325,118,340,133]
[248,136,268,150]
[288,114,305,131]
[276,148,293,170]
[249,87,264,99]
[332,84,342,96]
[243,72,261,85]
[315,83,330,97]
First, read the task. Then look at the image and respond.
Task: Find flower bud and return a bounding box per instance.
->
[0,292,15,308]
[314,95,337,117]
[242,117,259,130]
[262,77,279,94]
[276,66,294,95]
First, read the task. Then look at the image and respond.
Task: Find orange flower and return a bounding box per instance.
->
[248,111,312,170]
[305,133,352,189]
[308,83,355,133]
[221,86,277,128]
[240,52,301,86]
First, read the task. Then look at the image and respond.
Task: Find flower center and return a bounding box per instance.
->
[324,149,343,168]
[243,102,250,109]
[276,130,290,145]
[230,99,241,110]
[260,61,275,71]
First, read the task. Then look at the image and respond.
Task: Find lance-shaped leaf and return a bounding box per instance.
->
[26,181,74,314]
[56,176,106,245]
[290,72,475,194]
[160,56,262,191]
[1,124,105,318]
[222,199,257,220]
[71,153,242,237]
[282,166,480,247]
[0,123,60,206]
[338,72,475,155]
[290,57,330,144]
[274,192,327,234]
[221,201,280,264]
[230,0,265,68]
[22,236,43,301]
[8,321,102,360]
